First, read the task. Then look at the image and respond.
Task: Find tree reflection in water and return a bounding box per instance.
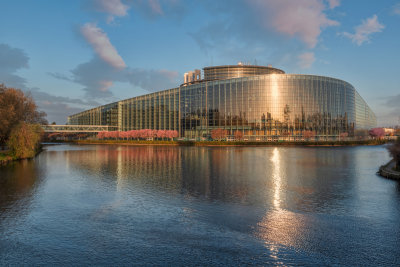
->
[0,159,42,221]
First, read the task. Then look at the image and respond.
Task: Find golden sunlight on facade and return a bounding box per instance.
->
[68,63,376,140]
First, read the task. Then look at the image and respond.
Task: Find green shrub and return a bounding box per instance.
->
[7,122,43,159]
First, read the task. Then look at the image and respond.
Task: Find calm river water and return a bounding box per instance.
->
[1,144,400,266]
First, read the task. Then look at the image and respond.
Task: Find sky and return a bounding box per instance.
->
[0,0,399,126]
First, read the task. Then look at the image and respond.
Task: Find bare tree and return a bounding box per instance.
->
[388,138,400,171]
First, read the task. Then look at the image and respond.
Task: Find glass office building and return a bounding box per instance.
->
[68,64,376,139]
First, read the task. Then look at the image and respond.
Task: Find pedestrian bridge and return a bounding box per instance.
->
[42,125,117,133]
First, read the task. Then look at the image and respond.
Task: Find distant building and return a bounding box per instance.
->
[383,128,395,136]
[68,64,376,139]
[184,69,201,84]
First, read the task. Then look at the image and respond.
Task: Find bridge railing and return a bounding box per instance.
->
[41,125,117,133]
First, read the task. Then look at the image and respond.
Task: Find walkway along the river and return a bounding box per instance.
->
[379,160,400,180]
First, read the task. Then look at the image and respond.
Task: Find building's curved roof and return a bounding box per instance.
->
[203,64,284,71]
[203,64,285,81]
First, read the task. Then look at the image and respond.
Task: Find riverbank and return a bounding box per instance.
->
[379,160,400,180]
[0,147,43,166]
[0,151,16,165]
[69,139,388,147]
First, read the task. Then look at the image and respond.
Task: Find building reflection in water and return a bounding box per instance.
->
[62,145,354,212]
[59,145,394,259]
[62,146,265,205]
[62,146,183,195]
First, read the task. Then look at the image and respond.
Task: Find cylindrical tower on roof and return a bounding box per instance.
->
[203,64,285,81]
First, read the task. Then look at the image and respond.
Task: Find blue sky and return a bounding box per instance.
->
[0,0,399,125]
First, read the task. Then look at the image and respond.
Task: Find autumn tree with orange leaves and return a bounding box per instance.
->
[211,128,228,141]
[234,130,244,141]
[0,84,47,152]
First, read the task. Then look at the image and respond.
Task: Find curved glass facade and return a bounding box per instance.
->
[180,74,376,138]
[68,65,376,139]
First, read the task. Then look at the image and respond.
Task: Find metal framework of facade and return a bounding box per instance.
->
[42,125,116,133]
[67,64,377,138]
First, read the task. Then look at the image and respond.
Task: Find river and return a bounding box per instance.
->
[1,144,399,266]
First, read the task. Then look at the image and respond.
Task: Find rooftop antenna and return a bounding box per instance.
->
[254,59,258,66]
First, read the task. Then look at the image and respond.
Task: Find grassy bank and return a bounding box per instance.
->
[0,147,43,166]
[0,151,17,165]
[71,139,388,146]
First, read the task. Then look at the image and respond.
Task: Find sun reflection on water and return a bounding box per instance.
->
[255,147,307,262]
[271,147,281,210]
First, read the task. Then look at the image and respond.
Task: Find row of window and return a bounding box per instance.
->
[67,75,376,137]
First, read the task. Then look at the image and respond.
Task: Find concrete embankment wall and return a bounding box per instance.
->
[379,160,400,180]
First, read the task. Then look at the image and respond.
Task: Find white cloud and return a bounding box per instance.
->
[394,3,400,15]
[50,57,179,98]
[0,43,29,88]
[28,87,104,123]
[98,80,113,92]
[125,68,179,91]
[298,52,315,69]
[342,15,384,46]
[0,43,104,124]
[148,0,163,15]
[327,0,340,9]
[80,23,126,69]
[91,0,130,23]
[247,0,339,48]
